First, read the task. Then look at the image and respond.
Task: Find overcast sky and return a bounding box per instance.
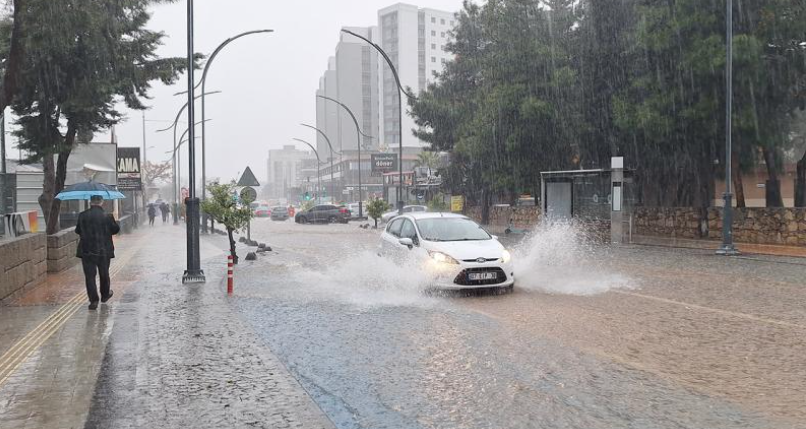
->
[80,1,466,184]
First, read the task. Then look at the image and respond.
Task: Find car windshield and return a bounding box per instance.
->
[416,218,491,242]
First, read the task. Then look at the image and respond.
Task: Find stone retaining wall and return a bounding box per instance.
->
[47,228,79,273]
[632,207,806,246]
[0,233,47,301]
[466,205,542,228]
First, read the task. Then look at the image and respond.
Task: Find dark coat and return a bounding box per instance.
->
[75,206,121,259]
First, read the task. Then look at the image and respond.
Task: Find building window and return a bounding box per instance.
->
[440,45,445,51]
[450,20,454,26]
[441,32,446,38]
[431,30,436,37]
[431,56,436,63]
[441,19,446,25]
[441,58,446,64]
[431,17,435,23]
[431,43,436,50]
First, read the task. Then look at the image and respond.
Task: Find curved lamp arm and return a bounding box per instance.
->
[316,95,374,139]
[292,138,321,164]
[156,91,222,133]
[300,123,339,157]
[341,29,417,101]
[174,29,275,96]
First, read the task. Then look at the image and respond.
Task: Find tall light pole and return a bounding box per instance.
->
[301,123,340,204]
[183,0,204,283]
[341,29,416,214]
[156,91,221,224]
[717,0,739,256]
[177,29,274,233]
[141,116,173,206]
[293,138,322,205]
[317,95,373,218]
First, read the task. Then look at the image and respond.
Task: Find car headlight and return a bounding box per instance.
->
[428,250,459,265]
[500,249,511,264]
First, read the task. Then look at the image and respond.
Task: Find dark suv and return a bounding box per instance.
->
[294,205,351,224]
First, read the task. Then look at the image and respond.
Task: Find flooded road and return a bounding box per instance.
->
[229,218,806,429]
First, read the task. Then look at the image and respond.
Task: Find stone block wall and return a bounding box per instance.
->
[632,207,806,246]
[708,208,806,246]
[0,233,47,302]
[47,228,79,273]
[466,206,542,228]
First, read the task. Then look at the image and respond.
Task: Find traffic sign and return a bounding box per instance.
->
[240,186,257,203]
[237,166,260,187]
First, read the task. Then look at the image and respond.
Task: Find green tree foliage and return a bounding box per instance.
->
[366,198,390,228]
[411,0,580,210]
[202,181,253,264]
[414,150,440,177]
[412,0,806,210]
[3,0,197,233]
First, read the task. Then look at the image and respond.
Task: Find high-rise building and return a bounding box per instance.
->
[266,145,316,200]
[316,3,455,152]
[378,4,455,147]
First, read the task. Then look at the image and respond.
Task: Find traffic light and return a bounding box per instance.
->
[303,192,311,201]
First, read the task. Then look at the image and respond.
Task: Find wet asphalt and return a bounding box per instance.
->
[219,218,806,429]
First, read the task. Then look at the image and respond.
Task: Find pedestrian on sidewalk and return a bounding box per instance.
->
[160,202,170,223]
[75,195,120,310]
[147,204,157,226]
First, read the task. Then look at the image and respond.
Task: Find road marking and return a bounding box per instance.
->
[0,242,142,390]
[612,290,805,330]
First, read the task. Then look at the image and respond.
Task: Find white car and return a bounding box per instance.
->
[380,205,428,223]
[379,212,514,290]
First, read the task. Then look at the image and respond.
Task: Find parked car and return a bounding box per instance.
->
[254,205,271,217]
[379,212,514,290]
[270,206,289,221]
[381,205,428,223]
[346,202,366,220]
[294,204,351,224]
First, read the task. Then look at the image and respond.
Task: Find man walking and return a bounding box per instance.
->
[75,195,120,310]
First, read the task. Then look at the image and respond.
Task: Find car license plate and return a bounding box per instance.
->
[468,272,497,281]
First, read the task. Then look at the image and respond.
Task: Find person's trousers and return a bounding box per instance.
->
[82,255,111,303]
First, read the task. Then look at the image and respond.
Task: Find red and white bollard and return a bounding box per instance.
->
[227,255,234,295]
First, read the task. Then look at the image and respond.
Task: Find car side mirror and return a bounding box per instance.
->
[398,238,414,249]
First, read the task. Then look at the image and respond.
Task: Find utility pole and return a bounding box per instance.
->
[317,95,373,218]
[717,0,739,256]
[182,0,204,283]
[341,29,416,214]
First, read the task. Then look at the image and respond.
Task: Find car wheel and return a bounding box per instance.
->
[299,216,308,224]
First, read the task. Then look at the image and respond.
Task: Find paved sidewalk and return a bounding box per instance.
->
[629,235,806,258]
[0,223,336,429]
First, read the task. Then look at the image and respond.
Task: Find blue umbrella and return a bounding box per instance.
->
[55,181,127,201]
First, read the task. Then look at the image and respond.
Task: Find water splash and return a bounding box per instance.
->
[512,220,635,295]
[294,250,437,308]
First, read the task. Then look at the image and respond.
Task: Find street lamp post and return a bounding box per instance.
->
[293,138,322,205]
[156,91,221,225]
[317,95,373,218]
[717,0,739,256]
[301,124,339,204]
[183,0,204,283]
[341,29,416,214]
[178,29,274,233]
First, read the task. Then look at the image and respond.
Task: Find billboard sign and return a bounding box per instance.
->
[116,147,142,191]
[371,153,398,176]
